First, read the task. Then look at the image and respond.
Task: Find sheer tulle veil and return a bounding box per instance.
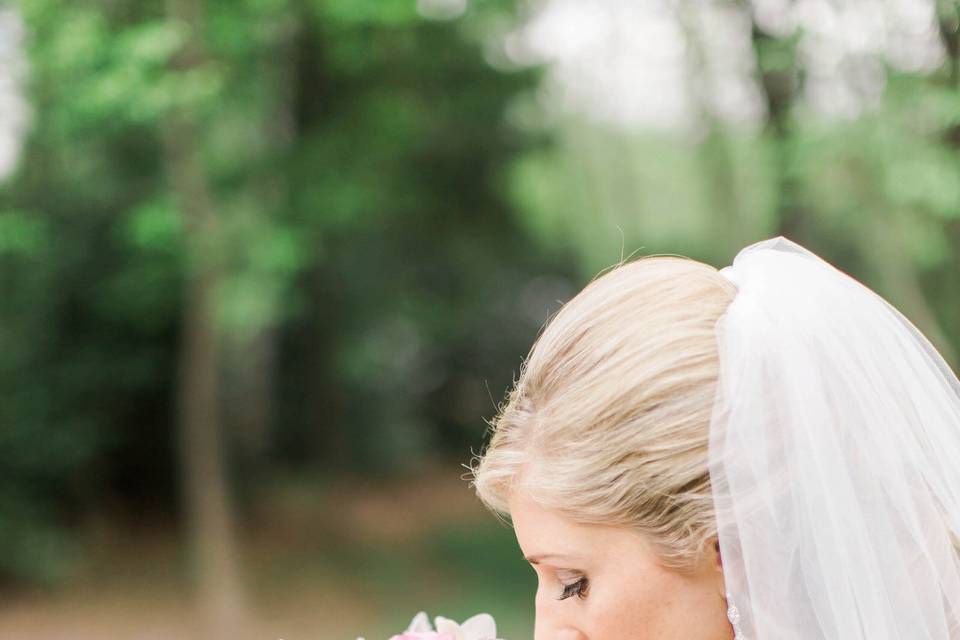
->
[709,236,960,639]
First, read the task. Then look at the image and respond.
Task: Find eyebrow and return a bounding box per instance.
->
[524,553,582,565]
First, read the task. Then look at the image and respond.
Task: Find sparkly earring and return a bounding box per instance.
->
[726,591,747,640]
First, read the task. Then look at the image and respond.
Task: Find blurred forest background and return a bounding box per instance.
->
[1,0,959,637]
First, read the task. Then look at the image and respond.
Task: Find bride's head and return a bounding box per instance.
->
[470,256,739,640]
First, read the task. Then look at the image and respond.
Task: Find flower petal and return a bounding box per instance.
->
[406,612,433,633]
[459,613,497,640]
[434,616,462,637]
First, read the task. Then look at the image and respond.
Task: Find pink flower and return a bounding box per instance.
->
[358,611,502,640]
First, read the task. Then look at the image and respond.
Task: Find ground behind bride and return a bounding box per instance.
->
[0,470,534,639]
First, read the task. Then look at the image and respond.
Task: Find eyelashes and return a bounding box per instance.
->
[557,576,589,601]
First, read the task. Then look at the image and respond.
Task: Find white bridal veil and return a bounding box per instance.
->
[709,236,960,639]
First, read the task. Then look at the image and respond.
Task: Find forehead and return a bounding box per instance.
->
[508,491,611,558]
[508,490,660,560]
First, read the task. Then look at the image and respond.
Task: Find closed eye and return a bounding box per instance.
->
[557,576,589,601]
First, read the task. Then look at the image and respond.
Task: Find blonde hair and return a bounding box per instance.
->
[468,255,738,573]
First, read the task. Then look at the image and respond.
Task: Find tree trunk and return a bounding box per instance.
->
[225,15,300,477]
[744,4,808,241]
[163,0,247,635]
[938,2,960,367]
[858,216,958,368]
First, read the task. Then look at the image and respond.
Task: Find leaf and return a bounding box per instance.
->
[0,211,47,256]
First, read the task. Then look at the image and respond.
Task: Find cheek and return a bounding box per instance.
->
[581,571,664,637]
[582,564,717,639]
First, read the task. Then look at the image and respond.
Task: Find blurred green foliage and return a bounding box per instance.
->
[1,0,568,584]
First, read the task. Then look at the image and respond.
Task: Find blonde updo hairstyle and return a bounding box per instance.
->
[469,255,738,573]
